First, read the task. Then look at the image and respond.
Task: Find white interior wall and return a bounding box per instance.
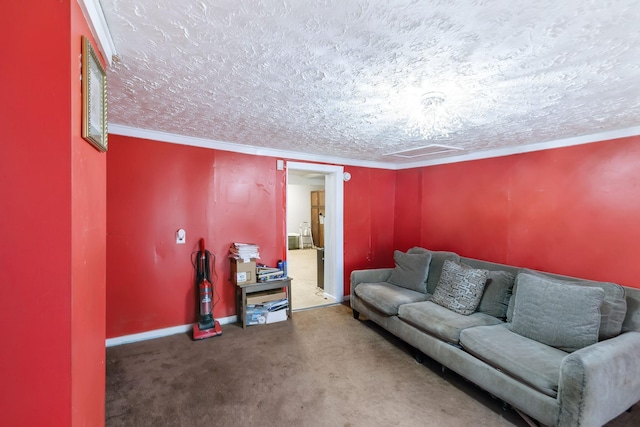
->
[287,184,324,235]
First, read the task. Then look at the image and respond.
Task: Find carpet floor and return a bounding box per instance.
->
[106,304,638,426]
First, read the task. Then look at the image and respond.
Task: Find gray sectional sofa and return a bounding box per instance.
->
[350,247,640,427]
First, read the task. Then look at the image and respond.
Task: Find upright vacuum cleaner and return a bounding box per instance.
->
[192,238,222,340]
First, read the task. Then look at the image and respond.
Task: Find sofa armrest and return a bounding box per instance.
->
[558,331,640,427]
[350,268,393,300]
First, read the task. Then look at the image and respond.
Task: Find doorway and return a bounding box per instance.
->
[286,162,344,310]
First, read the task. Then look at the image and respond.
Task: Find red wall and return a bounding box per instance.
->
[344,166,396,287]
[107,134,640,338]
[107,136,286,337]
[0,1,106,426]
[395,137,640,289]
[394,167,424,251]
[70,5,107,426]
[107,137,397,337]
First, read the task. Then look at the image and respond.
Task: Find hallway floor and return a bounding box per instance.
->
[287,248,336,310]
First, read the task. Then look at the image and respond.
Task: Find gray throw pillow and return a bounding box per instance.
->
[387,250,432,293]
[407,247,461,294]
[509,273,605,352]
[508,269,626,340]
[431,260,489,315]
[476,270,515,319]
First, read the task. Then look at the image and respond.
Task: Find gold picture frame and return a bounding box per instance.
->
[82,36,108,151]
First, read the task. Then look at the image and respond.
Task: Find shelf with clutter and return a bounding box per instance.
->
[228,242,291,328]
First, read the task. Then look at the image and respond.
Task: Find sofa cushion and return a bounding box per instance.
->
[509,273,605,352]
[572,279,627,340]
[387,250,432,293]
[622,287,640,333]
[460,324,568,398]
[408,247,461,294]
[507,269,626,340]
[399,301,503,344]
[354,282,430,316]
[476,270,515,319]
[431,260,489,315]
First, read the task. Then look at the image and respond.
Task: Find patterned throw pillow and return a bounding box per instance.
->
[431,260,490,315]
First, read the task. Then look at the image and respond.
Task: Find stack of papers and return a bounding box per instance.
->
[229,242,260,262]
[264,298,289,312]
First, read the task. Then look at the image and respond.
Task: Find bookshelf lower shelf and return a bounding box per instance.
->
[236,278,292,329]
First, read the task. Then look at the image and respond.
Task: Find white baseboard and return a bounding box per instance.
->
[105,315,237,347]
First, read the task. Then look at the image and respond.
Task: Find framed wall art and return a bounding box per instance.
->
[82,35,108,152]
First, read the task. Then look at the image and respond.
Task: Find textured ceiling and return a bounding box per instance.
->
[101,0,640,165]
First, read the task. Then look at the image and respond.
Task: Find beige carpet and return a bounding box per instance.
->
[287,248,336,310]
[105,303,640,426]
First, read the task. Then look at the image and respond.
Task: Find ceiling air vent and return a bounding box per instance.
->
[386,144,463,159]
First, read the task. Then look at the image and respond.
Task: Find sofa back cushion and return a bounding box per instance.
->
[507,269,627,340]
[431,260,489,315]
[622,286,640,333]
[407,247,461,294]
[387,250,432,293]
[509,273,605,352]
[476,270,515,319]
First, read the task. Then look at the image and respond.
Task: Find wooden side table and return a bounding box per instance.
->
[236,278,292,328]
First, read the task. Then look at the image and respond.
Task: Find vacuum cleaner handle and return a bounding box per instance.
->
[199,238,206,256]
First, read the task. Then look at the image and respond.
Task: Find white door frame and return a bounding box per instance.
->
[286,161,344,303]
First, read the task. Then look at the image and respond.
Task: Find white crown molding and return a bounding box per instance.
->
[108,123,388,169]
[394,126,640,170]
[109,123,640,171]
[77,0,117,65]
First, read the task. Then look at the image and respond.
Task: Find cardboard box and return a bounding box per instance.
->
[246,290,287,305]
[231,258,257,285]
[287,233,300,249]
[266,309,288,324]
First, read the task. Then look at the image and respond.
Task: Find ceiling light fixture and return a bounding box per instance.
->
[422,91,446,108]
[406,91,461,140]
